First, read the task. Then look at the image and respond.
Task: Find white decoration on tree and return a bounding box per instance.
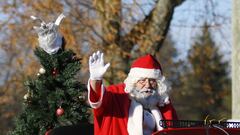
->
[23,93,29,100]
[31,13,65,54]
[39,67,46,74]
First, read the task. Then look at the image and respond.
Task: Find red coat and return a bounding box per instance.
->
[88,83,178,135]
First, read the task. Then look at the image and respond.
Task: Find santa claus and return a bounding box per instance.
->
[88,51,178,135]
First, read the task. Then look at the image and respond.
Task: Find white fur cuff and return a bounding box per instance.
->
[87,79,105,109]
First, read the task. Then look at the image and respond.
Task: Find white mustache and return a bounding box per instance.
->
[140,89,154,93]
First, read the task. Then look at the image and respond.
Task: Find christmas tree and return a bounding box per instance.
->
[10,14,91,135]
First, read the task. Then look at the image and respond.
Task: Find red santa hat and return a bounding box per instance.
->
[128,54,163,79]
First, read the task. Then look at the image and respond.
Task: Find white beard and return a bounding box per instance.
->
[129,88,161,109]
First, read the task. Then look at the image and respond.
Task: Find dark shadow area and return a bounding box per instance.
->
[50,123,94,135]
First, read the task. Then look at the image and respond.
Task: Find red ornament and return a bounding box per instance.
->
[45,129,52,135]
[52,68,58,76]
[56,107,64,116]
[126,54,131,59]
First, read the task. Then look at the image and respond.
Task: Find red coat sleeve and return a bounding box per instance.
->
[160,101,178,120]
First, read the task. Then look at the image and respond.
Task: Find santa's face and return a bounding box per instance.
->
[129,78,160,109]
[135,78,158,97]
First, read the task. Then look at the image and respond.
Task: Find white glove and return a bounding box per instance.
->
[89,51,110,80]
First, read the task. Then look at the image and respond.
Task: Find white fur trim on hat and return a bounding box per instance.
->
[128,67,162,79]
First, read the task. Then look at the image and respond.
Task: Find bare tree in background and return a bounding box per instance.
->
[0,0,232,134]
[232,0,240,119]
[0,0,185,134]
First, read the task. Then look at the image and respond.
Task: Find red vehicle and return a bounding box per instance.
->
[153,120,240,135]
[49,120,240,135]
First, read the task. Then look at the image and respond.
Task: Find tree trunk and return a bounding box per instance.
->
[121,0,185,57]
[232,0,240,119]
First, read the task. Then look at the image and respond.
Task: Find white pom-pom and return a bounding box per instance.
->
[39,68,46,74]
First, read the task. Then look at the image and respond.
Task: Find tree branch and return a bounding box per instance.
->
[93,0,121,45]
[120,0,185,56]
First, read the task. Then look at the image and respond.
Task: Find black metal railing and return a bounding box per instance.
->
[160,120,240,129]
